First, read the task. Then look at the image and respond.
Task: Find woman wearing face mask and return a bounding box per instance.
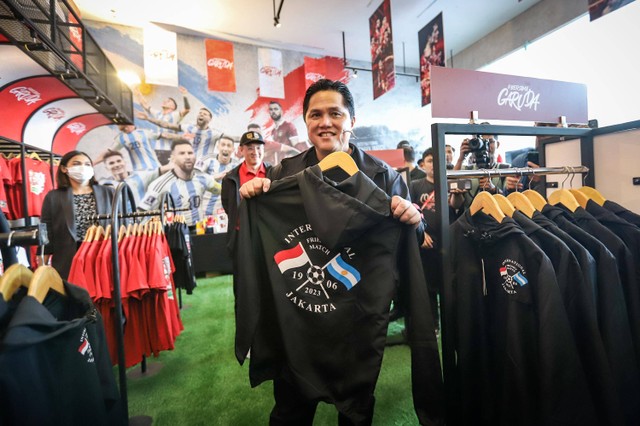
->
[39,150,114,279]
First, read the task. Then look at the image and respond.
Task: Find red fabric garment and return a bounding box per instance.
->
[68,240,95,297]
[239,161,267,186]
[10,156,53,217]
[0,157,10,215]
[122,234,150,299]
[161,234,183,337]
[6,158,20,220]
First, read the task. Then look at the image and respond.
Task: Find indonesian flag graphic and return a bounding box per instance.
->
[327,253,361,290]
[499,266,508,278]
[78,336,90,355]
[274,242,310,273]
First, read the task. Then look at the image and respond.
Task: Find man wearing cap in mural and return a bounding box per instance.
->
[221,130,272,253]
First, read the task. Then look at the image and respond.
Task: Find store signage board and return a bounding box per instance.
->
[431,66,588,124]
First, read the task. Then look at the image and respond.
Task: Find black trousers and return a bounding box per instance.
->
[269,378,375,426]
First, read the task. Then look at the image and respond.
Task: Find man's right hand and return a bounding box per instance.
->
[239,178,271,199]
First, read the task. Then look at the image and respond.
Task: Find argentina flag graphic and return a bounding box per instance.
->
[327,254,361,290]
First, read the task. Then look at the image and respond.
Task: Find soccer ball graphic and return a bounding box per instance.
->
[306,265,325,285]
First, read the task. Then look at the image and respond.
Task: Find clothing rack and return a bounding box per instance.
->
[430,122,594,425]
[0,224,48,247]
[444,165,589,179]
[91,188,185,425]
[101,182,155,426]
[0,138,58,228]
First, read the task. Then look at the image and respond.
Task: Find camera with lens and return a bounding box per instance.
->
[467,135,491,169]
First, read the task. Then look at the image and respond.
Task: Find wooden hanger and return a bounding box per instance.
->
[28,151,42,161]
[84,224,96,242]
[492,194,515,217]
[318,151,358,176]
[548,189,580,212]
[523,189,547,211]
[578,186,606,206]
[569,189,590,209]
[103,225,111,241]
[470,191,505,223]
[27,266,65,303]
[507,192,537,218]
[92,225,104,242]
[0,264,33,302]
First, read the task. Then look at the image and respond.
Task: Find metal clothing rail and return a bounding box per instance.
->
[101,186,181,425]
[445,165,589,179]
[431,122,597,425]
[0,224,48,247]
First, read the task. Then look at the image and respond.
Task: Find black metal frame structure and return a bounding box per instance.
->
[0,0,133,124]
[431,119,640,424]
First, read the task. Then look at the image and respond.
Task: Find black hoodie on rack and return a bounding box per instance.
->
[530,211,597,299]
[0,281,122,426]
[556,204,640,368]
[449,210,596,426]
[511,211,624,425]
[603,199,640,227]
[236,166,443,425]
[584,199,640,335]
[541,204,640,424]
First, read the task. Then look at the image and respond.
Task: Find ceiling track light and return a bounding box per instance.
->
[273,0,285,28]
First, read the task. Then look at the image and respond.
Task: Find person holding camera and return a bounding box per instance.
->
[454,125,521,209]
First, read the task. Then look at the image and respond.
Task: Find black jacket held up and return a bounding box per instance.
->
[236,166,443,425]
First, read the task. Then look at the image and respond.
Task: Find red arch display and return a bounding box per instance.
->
[0,45,115,155]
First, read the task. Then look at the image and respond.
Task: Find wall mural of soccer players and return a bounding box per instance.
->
[418,12,445,107]
[75,20,431,222]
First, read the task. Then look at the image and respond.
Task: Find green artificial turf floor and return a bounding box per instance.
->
[125,276,423,425]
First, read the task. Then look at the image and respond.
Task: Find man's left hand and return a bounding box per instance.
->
[390,196,422,227]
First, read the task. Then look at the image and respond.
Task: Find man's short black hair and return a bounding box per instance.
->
[445,144,455,153]
[167,97,178,110]
[303,79,355,121]
[422,148,434,161]
[171,138,192,151]
[402,146,416,162]
[200,107,212,118]
[269,101,282,108]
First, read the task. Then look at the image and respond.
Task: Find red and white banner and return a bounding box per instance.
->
[258,48,284,99]
[144,24,178,87]
[431,67,588,124]
[304,56,327,89]
[369,0,395,100]
[205,39,236,92]
[68,12,84,71]
[418,12,445,106]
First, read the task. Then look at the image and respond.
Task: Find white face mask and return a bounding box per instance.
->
[66,165,94,183]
